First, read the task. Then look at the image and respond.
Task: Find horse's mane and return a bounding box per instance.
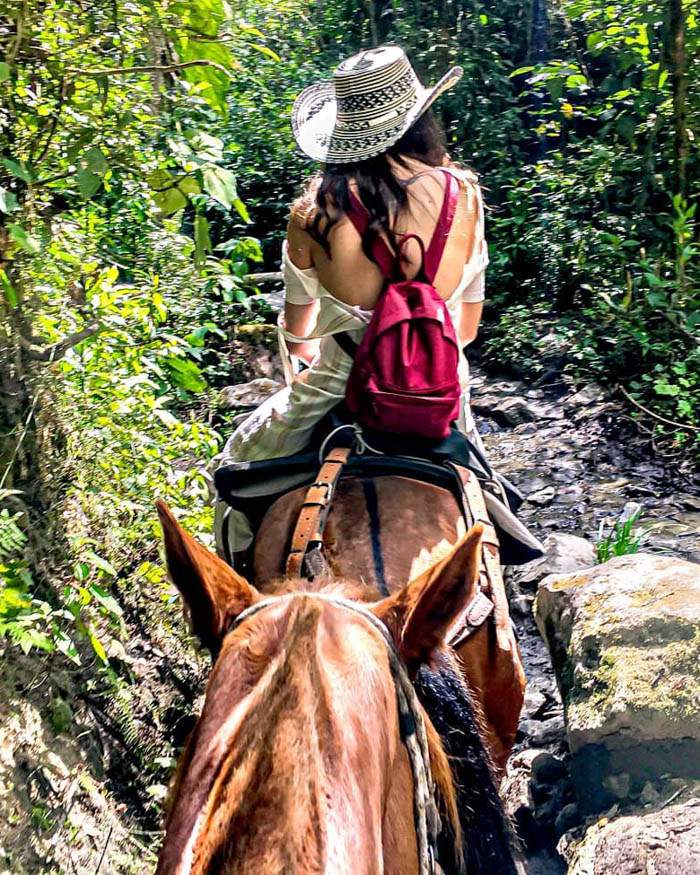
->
[416,654,519,874]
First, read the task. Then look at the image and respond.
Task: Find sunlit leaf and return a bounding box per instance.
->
[8,223,41,254]
[250,43,281,62]
[202,165,239,210]
[2,158,32,183]
[194,213,212,268]
[88,583,123,617]
[0,269,18,307]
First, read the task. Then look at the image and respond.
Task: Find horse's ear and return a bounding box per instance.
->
[372,524,483,671]
[156,500,260,657]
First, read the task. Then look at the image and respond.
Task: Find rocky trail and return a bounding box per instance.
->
[468,367,700,872]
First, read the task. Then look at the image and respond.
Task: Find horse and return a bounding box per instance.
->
[156,501,518,874]
[245,474,526,775]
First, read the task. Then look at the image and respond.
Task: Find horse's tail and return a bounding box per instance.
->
[416,658,520,875]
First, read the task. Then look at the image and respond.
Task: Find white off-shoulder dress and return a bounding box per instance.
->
[216,169,489,554]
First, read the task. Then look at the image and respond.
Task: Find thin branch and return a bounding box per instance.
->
[20,322,103,362]
[243,271,283,283]
[66,60,233,79]
[7,0,28,65]
[0,384,43,491]
[617,383,700,432]
[94,825,113,874]
[661,309,699,345]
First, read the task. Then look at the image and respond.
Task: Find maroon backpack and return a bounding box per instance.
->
[337,169,462,441]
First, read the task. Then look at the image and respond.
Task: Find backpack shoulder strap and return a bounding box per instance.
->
[346,187,397,279]
[422,168,460,284]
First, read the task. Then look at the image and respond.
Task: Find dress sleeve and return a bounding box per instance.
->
[461,174,489,303]
[461,271,486,303]
[282,239,321,305]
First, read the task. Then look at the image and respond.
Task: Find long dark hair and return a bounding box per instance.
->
[294,110,452,265]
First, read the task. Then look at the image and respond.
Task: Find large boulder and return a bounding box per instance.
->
[535,553,700,812]
[560,798,700,874]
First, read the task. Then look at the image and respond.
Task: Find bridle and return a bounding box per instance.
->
[226,593,444,875]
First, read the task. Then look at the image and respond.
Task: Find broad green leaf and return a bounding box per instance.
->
[163,355,207,393]
[7,223,41,254]
[155,186,188,216]
[85,146,108,174]
[510,66,534,77]
[0,62,10,82]
[194,213,212,268]
[2,158,32,183]
[88,629,108,664]
[77,168,102,198]
[0,269,18,307]
[202,165,238,209]
[250,43,281,62]
[148,168,175,191]
[586,32,605,52]
[88,583,123,617]
[84,550,117,577]
[53,629,81,665]
[178,176,201,196]
[233,198,250,223]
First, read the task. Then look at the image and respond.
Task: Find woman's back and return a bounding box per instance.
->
[288,160,484,311]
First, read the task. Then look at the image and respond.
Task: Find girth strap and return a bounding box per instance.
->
[285,446,352,579]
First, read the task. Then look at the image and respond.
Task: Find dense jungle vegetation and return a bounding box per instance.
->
[0,0,697,867]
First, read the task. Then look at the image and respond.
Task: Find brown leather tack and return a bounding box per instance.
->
[285,446,351,579]
[449,463,514,653]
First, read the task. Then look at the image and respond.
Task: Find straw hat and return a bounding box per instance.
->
[291,45,462,164]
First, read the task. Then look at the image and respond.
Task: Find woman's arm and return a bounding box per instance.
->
[458,177,487,347]
[459,301,483,347]
[284,301,320,363]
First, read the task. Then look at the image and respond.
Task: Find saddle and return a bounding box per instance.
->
[214,406,543,567]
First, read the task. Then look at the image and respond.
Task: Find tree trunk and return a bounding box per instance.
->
[668,0,689,200]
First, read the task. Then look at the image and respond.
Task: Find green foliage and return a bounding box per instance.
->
[596,505,646,563]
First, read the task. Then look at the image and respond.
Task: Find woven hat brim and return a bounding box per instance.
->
[292,65,463,164]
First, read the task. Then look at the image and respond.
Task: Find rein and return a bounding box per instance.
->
[226,593,443,875]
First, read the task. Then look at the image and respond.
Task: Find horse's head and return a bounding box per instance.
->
[155,500,484,875]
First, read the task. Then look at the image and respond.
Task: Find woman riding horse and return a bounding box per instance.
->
[214,45,532,772]
[215,45,488,558]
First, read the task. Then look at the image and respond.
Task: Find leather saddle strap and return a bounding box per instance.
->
[286,446,352,579]
[448,463,513,654]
